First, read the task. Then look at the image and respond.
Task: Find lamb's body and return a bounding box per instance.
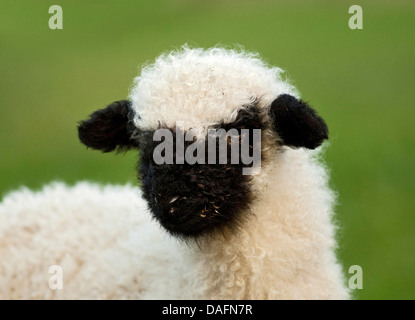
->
[0,46,349,299]
[0,148,348,299]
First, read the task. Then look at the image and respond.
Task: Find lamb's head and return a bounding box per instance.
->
[78,47,328,238]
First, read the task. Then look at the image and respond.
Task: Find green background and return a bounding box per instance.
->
[0,0,414,299]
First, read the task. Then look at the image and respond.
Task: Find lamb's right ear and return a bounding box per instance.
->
[78,100,138,153]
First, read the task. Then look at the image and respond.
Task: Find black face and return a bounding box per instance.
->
[136,105,264,238]
[78,94,328,239]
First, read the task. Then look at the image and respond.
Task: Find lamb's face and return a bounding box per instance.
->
[135,102,266,237]
[78,47,329,238]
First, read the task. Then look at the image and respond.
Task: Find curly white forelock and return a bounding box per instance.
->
[129,46,298,131]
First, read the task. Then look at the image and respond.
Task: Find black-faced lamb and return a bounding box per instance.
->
[0,46,349,299]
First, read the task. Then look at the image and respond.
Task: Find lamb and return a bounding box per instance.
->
[0,46,350,299]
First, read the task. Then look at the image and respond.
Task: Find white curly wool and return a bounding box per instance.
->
[0,182,198,299]
[0,46,349,299]
[130,46,298,131]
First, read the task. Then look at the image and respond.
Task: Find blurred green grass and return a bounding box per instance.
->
[0,0,414,299]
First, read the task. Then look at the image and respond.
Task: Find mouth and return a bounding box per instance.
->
[139,161,252,238]
[149,192,231,237]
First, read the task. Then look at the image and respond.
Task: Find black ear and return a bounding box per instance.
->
[269,94,328,149]
[78,100,137,153]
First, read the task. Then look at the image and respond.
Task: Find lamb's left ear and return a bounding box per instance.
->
[269,94,328,149]
[78,100,138,153]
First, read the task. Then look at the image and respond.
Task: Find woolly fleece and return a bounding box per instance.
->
[0,46,349,299]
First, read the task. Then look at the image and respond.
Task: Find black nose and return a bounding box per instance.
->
[139,161,252,238]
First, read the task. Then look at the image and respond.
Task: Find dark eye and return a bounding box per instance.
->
[215,101,264,131]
